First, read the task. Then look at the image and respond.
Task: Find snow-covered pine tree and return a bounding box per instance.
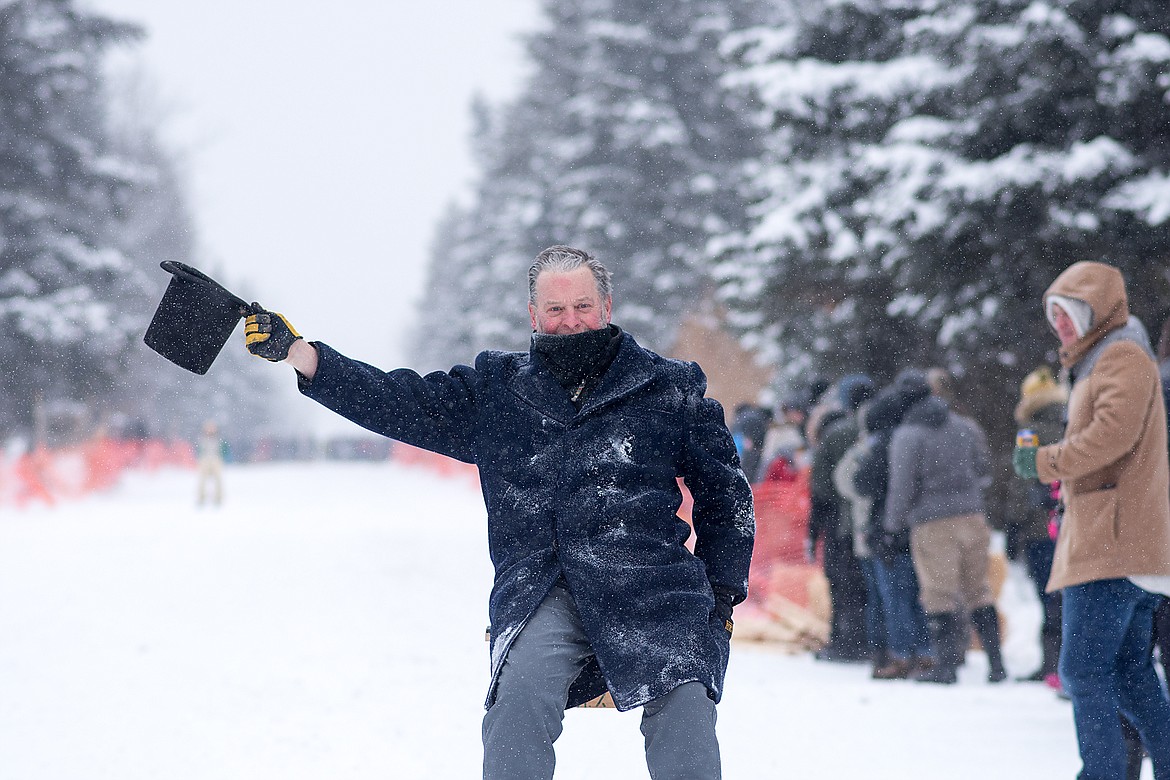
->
[0,0,144,433]
[718,0,1170,438]
[410,0,768,364]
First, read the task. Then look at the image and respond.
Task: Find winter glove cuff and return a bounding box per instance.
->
[1012,446,1039,480]
[245,305,302,362]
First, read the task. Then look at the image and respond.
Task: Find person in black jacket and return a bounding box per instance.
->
[239,245,754,780]
[1155,316,1170,686]
[852,373,933,679]
[809,375,875,663]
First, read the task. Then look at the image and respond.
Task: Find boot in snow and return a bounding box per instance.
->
[914,612,961,684]
[1019,623,1061,682]
[971,605,1007,683]
[872,658,913,680]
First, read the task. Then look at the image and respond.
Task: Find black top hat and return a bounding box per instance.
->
[144,261,254,375]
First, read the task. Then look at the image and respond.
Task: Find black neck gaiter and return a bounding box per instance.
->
[531,324,622,402]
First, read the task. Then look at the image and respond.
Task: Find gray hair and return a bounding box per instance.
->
[527,245,613,304]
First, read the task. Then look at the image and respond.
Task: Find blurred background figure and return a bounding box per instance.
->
[758,392,812,483]
[1154,315,1170,686]
[833,400,889,674]
[809,374,876,663]
[196,420,226,508]
[854,374,934,679]
[1004,366,1067,687]
[732,403,773,484]
[885,368,1004,685]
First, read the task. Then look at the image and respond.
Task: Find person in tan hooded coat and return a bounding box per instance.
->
[1013,260,1170,780]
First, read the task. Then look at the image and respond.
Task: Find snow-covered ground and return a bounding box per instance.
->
[0,461,1104,778]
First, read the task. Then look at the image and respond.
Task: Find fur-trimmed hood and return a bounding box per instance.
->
[1044,262,1130,369]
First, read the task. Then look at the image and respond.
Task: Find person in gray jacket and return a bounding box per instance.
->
[884,369,1005,684]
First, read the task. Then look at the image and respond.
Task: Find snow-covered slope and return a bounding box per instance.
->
[0,461,1094,778]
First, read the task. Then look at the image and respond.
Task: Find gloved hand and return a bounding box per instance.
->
[244,305,302,362]
[875,529,911,563]
[712,585,737,631]
[1012,446,1039,480]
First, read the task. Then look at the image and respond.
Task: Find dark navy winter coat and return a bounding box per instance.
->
[298,331,754,711]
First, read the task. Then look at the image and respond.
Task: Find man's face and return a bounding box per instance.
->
[529,267,612,335]
[1051,303,1080,347]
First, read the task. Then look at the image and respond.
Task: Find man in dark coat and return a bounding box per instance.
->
[242,245,754,780]
[1004,365,1067,683]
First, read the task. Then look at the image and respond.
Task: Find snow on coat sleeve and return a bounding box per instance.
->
[678,362,755,605]
[297,342,480,463]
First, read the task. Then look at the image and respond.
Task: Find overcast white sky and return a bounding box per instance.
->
[87,1,538,370]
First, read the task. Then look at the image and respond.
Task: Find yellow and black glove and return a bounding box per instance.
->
[244,305,302,362]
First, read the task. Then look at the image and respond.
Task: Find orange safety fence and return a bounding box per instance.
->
[0,438,197,508]
[391,442,481,486]
[746,471,814,608]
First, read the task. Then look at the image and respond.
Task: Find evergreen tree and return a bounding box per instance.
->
[719,0,1170,436]
[102,76,276,443]
[0,1,276,443]
[0,0,142,433]
[411,0,769,363]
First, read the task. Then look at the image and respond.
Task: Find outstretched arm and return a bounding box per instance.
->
[244,306,479,462]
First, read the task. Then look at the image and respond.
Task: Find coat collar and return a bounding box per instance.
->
[510,331,655,424]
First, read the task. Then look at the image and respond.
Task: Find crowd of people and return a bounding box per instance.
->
[733,261,1170,779]
[737,366,1006,685]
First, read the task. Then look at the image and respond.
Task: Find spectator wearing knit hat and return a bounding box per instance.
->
[1004,366,1067,685]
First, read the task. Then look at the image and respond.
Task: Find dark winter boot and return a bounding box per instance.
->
[914,612,960,685]
[971,605,1007,683]
[1020,625,1062,681]
[872,658,913,680]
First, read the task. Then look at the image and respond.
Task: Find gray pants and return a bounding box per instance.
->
[482,585,721,779]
